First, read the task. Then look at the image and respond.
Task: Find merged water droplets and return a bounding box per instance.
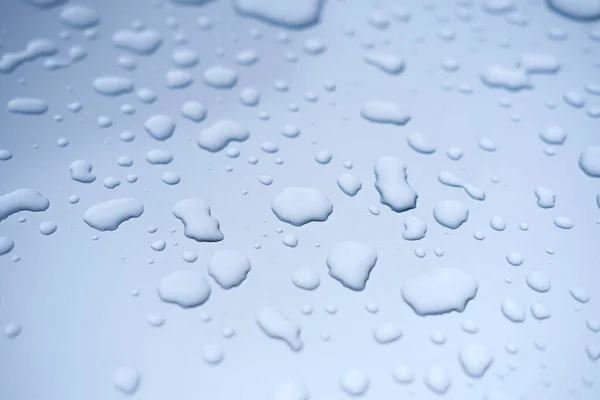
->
[198,120,249,152]
[172,198,223,242]
[83,198,144,231]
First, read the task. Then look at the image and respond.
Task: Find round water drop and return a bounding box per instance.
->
[547,0,600,20]
[506,251,523,266]
[166,69,193,89]
[554,216,573,229]
[339,370,369,396]
[303,38,325,55]
[182,250,198,263]
[393,364,414,384]
[292,268,320,290]
[570,287,590,303]
[4,322,21,339]
[430,330,446,345]
[365,302,379,314]
[563,90,585,108]
[137,88,157,103]
[148,314,164,327]
[282,125,300,139]
[373,323,403,344]
[260,141,278,153]
[157,270,211,308]
[407,132,435,154]
[203,66,238,89]
[490,216,506,231]
[525,271,552,293]
[144,114,175,141]
[60,5,99,29]
[283,233,299,248]
[273,79,289,92]
[151,240,166,251]
[414,247,426,258]
[478,138,497,152]
[171,49,199,68]
[433,200,469,229]
[579,146,600,177]
[260,175,273,185]
[235,50,259,66]
[461,319,479,334]
[0,237,15,255]
[146,149,173,165]
[587,319,600,332]
[240,88,260,106]
[202,344,224,365]
[113,366,140,394]
[39,221,57,235]
[315,150,332,164]
[0,149,13,161]
[531,302,551,320]
[161,171,180,185]
[120,131,135,142]
[424,365,451,394]
[273,381,309,400]
[181,101,206,122]
[117,156,133,167]
[540,126,567,145]
[501,299,525,322]
[97,116,113,128]
[226,148,240,158]
[447,147,463,160]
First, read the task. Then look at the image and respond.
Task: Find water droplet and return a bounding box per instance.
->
[424,365,451,394]
[402,216,427,240]
[501,299,526,323]
[271,187,333,226]
[433,200,469,229]
[113,366,140,394]
[459,343,493,378]
[292,268,320,290]
[402,268,478,316]
[373,323,403,344]
[158,270,211,308]
[360,101,410,125]
[256,307,303,351]
[339,369,369,396]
